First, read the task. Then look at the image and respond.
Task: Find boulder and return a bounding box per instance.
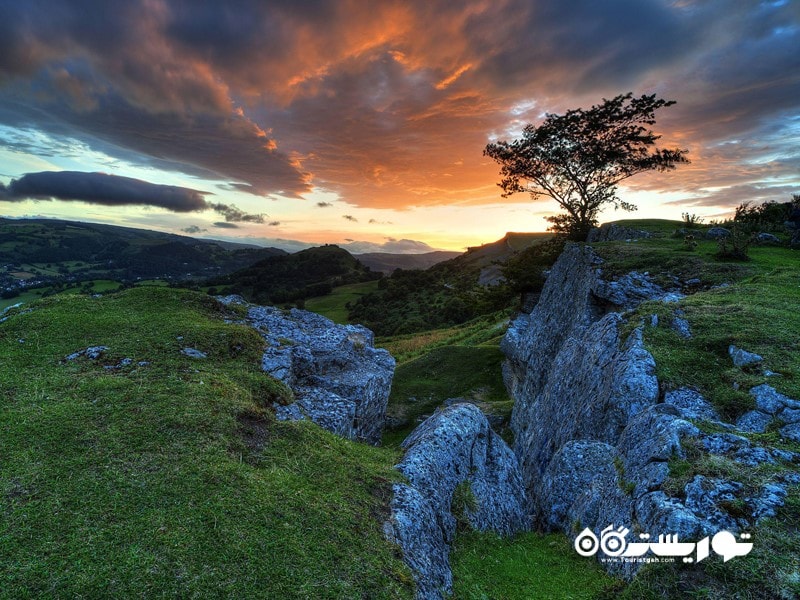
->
[736,410,773,433]
[386,403,529,599]
[670,316,692,339]
[729,345,763,368]
[664,388,719,421]
[594,272,684,310]
[218,296,394,444]
[755,232,781,245]
[751,384,800,412]
[705,227,731,240]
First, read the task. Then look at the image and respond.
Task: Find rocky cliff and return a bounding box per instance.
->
[502,243,796,577]
[218,295,394,444]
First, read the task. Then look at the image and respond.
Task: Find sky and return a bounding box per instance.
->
[0,0,798,253]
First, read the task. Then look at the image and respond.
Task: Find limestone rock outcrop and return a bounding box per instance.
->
[384,403,528,599]
[500,243,792,578]
[218,295,394,444]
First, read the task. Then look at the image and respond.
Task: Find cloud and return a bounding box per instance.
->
[0,171,268,222]
[181,225,207,234]
[342,214,358,222]
[206,201,266,223]
[316,201,333,208]
[369,218,393,225]
[268,220,281,226]
[213,221,239,229]
[0,0,797,215]
[0,170,208,210]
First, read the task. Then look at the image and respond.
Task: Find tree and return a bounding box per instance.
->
[485,93,689,240]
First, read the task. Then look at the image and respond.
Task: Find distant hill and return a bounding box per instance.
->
[348,232,555,335]
[207,244,381,305]
[355,250,460,274]
[0,218,285,281]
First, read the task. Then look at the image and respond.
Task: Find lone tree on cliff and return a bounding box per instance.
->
[484,93,689,240]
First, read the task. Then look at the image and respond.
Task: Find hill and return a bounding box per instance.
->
[354,251,460,274]
[0,287,413,598]
[207,244,381,306]
[348,232,556,336]
[0,218,285,284]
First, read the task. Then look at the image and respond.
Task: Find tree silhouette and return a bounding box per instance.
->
[485,93,689,240]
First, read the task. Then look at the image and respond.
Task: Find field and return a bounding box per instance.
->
[304,280,381,324]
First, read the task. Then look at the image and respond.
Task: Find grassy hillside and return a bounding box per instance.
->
[207,245,380,307]
[355,251,461,274]
[0,218,284,282]
[348,233,554,336]
[305,280,381,324]
[0,287,412,598]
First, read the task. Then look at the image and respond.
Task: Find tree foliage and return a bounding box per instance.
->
[485,93,689,240]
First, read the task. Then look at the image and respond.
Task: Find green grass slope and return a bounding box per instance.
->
[207,244,380,307]
[0,287,412,598]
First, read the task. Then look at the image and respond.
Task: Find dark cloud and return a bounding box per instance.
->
[213,221,239,229]
[268,221,281,226]
[181,225,207,234]
[342,214,358,222]
[316,201,333,208]
[0,171,268,222]
[206,201,266,223]
[0,170,207,210]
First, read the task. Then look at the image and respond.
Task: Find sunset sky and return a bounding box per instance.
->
[0,0,798,252]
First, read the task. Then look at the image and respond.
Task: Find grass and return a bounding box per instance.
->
[378,312,509,364]
[593,219,800,419]
[305,280,381,324]
[0,287,413,599]
[382,344,513,447]
[451,531,621,599]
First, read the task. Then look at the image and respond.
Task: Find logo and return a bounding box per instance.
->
[574,525,753,564]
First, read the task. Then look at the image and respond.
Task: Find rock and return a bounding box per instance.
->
[65,345,109,361]
[616,404,699,498]
[384,484,452,600]
[586,223,652,243]
[748,483,787,520]
[540,440,617,530]
[751,384,800,413]
[685,278,702,287]
[670,316,692,339]
[705,227,731,240]
[595,271,683,310]
[293,387,356,439]
[218,296,394,444]
[735,410,772,433]
[635,492,707,541]
[397,404,528,540]
[181,347,207,359]
[755,232,781,245]
[274,403,305,422]
[771,448,799,463]
[701,433,751,455]
[387,404,528,599]
[734,446,775,466]
[665,388,719,421]
[729,345,763,368]
[684,476,745,531]
[780,423,800,443]
[779,408,800,424]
